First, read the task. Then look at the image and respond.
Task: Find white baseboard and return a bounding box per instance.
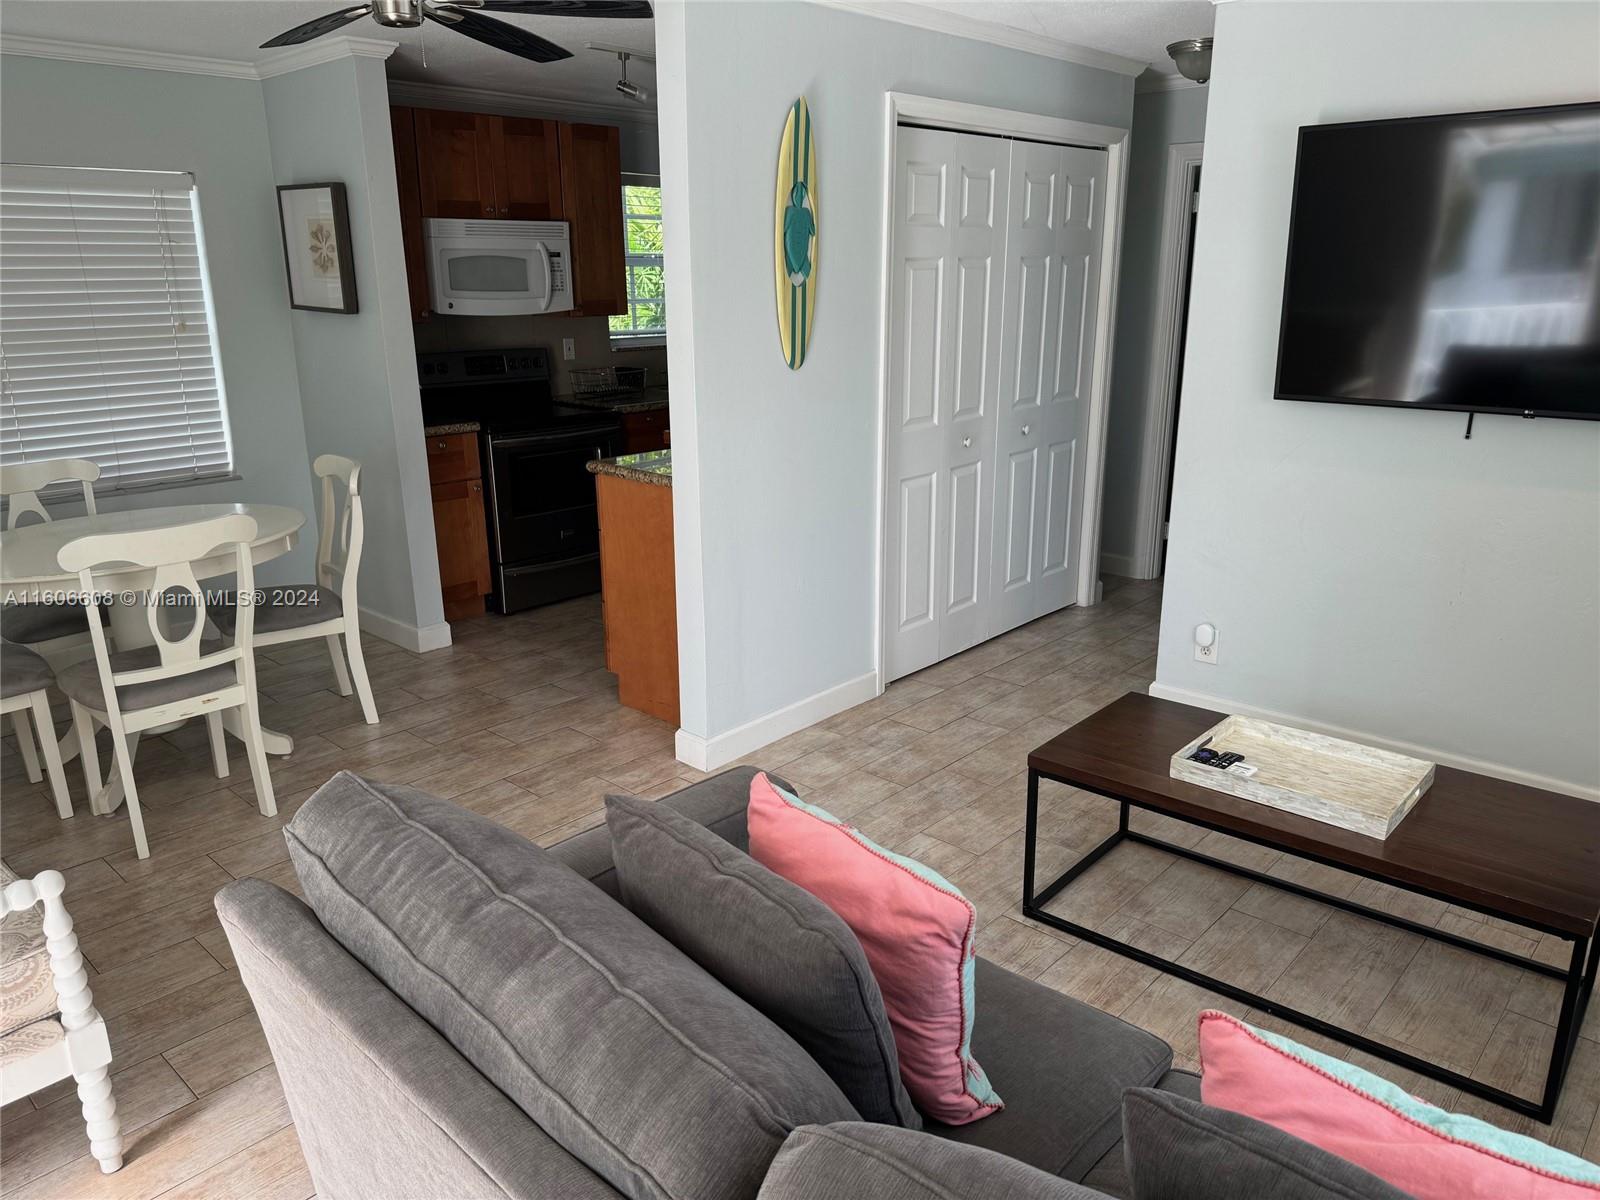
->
[1100,551,1138,579]
[1147,681,1600,803]
[676,670,881,773]
[358,607,453,654]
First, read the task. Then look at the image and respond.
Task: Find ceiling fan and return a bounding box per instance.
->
[261,0,652,64]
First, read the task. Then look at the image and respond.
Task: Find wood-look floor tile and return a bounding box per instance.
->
[91,940,226,1019]
[894,676,1018,733]
[209,830,291,880]
[1035,939,1161,1015]
[867,718,1007,787]
[1038,841,1172,929]
[817,679,943,735]
[0,1057,194,1193]
[1176,909,1308,994]
[978,916,1073,981]
[1120,974,1244,1062]
[1366,939,1521,1072]
[1230,880,1333,938]
[804,769,904,820]
[105,971,256,1072]
[79,893,227,974]
[163,1012,274,1097]
[921,775,1029,856]
[1266,911,1422,1031]
[150,1125,312,1200]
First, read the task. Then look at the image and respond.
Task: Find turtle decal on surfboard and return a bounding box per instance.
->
[775,96,817,370]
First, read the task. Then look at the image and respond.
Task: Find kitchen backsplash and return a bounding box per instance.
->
[412,314,668,397]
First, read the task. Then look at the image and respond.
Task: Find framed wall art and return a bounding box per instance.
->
[277,182,358,313]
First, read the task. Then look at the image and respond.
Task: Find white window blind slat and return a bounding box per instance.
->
[0,165,233,490]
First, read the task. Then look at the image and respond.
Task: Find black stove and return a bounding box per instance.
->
[418,348,621,614]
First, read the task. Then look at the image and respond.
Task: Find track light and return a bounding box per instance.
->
[614,51,649,104]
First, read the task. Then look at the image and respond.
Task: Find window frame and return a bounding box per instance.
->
[0,164,236,496]
[609,175,666,347]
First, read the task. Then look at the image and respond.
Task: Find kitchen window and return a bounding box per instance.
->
[0,165,233,491]
[609,176,666,344]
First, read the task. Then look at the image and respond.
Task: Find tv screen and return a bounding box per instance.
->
[1275,102,1600,420]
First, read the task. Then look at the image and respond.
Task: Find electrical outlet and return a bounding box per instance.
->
[562,338,576,361]
[1193,622,1219,664]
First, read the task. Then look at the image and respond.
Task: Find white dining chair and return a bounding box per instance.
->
[1,643,72,818]
[212,455,377,725]
[56,514,276,860]
[0,459,100,649]
[1,866,123,1174]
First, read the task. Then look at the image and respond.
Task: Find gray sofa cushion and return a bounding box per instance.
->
[552,766,777,898]
[606,793,921,1128]
[217,878,625,1200]
[1080,1070,1199,1199]
[928,959,1172,1182]
[284,771,858,1200]
[756,1123,1115,1200]
[1121,1088,1413,1200]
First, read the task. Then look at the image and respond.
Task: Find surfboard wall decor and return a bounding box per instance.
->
[775,95,818,370]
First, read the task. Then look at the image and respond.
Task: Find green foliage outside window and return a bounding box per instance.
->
[611,184,666,338]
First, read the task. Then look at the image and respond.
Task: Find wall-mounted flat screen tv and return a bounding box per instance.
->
[1275,102,1600,421]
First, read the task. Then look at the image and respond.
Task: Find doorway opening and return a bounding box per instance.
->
[1135,143,1203,580]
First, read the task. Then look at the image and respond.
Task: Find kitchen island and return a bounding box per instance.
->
[588,451,677,723]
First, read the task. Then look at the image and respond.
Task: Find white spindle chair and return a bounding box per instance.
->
[1,868,123,1174]
[0,459,100,649]
[57,514,276,860]
[1,643,72,818]
[212,455,377,725]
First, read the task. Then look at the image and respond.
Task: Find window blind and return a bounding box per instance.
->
[0,164,233,489]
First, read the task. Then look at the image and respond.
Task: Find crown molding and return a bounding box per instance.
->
[256,35,397,78]
[387,79,657,126]
[0,34,260,79]
[1135,72,1207,95]
[812,0,1148,77]
[2,32,398,80]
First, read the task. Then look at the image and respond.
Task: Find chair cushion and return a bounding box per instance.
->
[57,641,238,712]
[0,643,54,699]
[756,1123,1115,1200]
[1121,1087,1413,1200]
[0,603,87,645]
[0,864,56,1038]
[928,958,1172,1182]
[210,584,340,636]
[0,1015,64,1068]
[285,771,858,1200]
[747,773,1003,1125]
[606,793,921,1128]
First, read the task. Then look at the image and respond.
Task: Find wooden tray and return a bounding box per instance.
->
[1169,715,1434,839]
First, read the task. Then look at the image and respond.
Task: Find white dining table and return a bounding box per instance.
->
[1,502,307,811]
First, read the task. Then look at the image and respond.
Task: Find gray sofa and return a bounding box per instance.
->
[214,766,1395,1200]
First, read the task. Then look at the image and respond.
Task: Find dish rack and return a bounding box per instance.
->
[570,366,650,396]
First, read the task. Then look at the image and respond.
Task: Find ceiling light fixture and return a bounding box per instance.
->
[1166,37,1213,84]
[611,49,649,104]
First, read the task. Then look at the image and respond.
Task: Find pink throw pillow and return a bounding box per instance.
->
[1199,1010,1600,1199]
[746,772,1002,1125]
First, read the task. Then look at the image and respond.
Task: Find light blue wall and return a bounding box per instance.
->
[1099,85,1208,574]
[0,54,318,582]
[1155,1,1600,794]
[662,1,1135,744]
[263,57,444,637]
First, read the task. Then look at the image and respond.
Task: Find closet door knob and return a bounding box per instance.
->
[962,437,972,448]
[1021,424,1031,436]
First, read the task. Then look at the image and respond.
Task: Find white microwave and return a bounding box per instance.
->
[425,218,574,316]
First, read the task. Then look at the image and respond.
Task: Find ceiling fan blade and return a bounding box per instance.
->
[473,1,652,16]
[427,7,574,62]
[260,5,373,48]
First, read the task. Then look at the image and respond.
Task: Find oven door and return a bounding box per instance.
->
[485,428,615,569]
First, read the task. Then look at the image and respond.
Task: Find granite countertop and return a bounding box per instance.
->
[588,450,672,488]
[561,386,669,415]
[424,421,481,436]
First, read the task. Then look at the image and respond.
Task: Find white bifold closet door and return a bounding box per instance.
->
[885,127,1107,682]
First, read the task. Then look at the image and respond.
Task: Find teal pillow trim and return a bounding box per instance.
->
[1246,1020,1600,1186]
[770,782,1003,1112]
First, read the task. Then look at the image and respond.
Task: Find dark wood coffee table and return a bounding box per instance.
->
[1022,693,1600,1122]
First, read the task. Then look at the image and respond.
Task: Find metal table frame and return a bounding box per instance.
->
[1021,768,1598,1123]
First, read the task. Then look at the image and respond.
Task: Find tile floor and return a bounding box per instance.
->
[1,576,1595,1197]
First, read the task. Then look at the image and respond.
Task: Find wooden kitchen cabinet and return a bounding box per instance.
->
[560,122,627,316]
[395,108,627,322]
[619,408,669,454]
[595,472,678,724]
[415,109,500,218]
[495,117,564,220]
[390,107,431,320]
[426,432,492,621]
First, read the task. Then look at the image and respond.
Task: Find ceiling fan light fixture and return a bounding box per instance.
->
[1166,37,1213,84]
[373,0,425,28]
